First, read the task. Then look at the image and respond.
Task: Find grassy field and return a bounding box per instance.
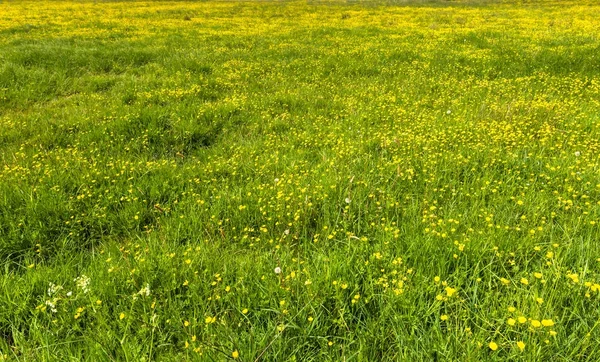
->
[1,0,600,360]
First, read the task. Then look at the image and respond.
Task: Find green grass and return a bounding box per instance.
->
[1,0,600,360]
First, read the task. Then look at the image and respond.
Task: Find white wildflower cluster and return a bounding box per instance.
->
[74,275,91,294]
[139,283,151,297]
[41,283,65,313]
[134,283,151,300]
[47,282,63,296]
[45,300,57,313]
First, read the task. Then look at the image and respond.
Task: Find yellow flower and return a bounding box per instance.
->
[500,278,510,285]
[507,318,516,326]
[518,316,527,324]
[489,341,498,351]
[541,319,554,327]
[445,287,457,297]
[184,320,190,327]
[119,313,125,320]
[242,308,248,315]
[508,307,516,313]
[531,320,542,328]
[232,350,239,359]
[517,341,525,351]
[520,278,529,285]
[441,315,448,321]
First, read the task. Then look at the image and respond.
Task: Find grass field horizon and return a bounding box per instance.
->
[1,0,600,360]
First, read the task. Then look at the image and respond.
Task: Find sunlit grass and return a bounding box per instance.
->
[1,0,600,360]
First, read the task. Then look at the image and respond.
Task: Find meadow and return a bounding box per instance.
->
[1,0,600,360]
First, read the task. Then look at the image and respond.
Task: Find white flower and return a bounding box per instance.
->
[66,291,73,297]
[74,275,91,294]
[575,151,581,157]
[345,198,351,204]
[45,300,57,313]
[446,110,452,115]
[47,282,63,296]
[274,267,282,274]
[284,229,290,235]
[139,284,151,297]
[274,178,280,183]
